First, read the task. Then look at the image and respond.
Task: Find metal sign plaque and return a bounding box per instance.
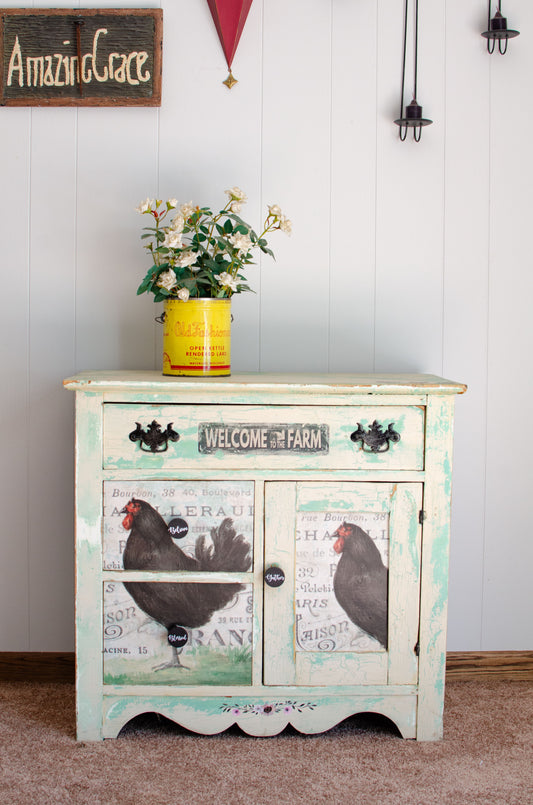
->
[198,423,329,454]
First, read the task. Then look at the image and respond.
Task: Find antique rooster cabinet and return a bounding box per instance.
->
[64,371,466,741]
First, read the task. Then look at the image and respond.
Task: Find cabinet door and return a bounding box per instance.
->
[102,480,255,686]
[264,482,422,686]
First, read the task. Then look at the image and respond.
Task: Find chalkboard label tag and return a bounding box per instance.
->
[167,626,188,648]
[167,518,188,540]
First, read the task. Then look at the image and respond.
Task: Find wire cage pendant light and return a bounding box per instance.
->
[481,1,520,54]
[394,0,432,142]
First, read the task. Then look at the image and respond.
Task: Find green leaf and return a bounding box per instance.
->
[225,212,248,227]
[153,290,169,303]
[223,219,233,234]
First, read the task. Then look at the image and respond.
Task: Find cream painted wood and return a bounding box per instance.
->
[74,391,105,740]
[263,483,297,686]
[287,482,421,687]
[102,403,425,471]
[66,372,464,741]
[416,395,455,740]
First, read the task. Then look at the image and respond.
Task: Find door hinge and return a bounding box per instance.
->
[418,509,426,525]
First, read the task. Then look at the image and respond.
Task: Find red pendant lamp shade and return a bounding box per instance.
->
[207,0,253,87]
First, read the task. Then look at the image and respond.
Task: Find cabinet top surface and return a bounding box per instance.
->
[63,370,466,396]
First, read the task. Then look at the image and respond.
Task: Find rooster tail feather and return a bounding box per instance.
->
[194,534,213,566]
[196,518,251,573]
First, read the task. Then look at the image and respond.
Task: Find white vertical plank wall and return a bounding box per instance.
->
[0,0,531,653]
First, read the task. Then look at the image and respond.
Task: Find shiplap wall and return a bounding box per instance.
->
[1,0,532,652]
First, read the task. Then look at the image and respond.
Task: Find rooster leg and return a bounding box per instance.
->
[153,645,189,671]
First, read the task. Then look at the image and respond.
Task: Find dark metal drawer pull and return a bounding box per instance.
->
[128,420,180,453]
[350,421,401,453]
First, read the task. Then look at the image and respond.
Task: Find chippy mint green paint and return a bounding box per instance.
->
[65,372,465,742]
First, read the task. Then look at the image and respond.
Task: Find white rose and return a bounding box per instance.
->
[217,272,239,292]
[225,186,247,203]
[170,213,185,233]
[268,204,282,217]
[136,197,153,214]
[177,287,190,301]
[228,232,252,254]
[180,201,195,219]
[157,269,178,291]
[167,198,178,208]
[175,249,198,268]
[279,215,292,235]
[229,200,243,213]
[163,230,183,249]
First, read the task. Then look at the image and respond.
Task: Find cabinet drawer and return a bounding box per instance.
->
[103,404,424,470]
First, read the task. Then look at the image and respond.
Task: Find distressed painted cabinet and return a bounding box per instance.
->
[64,371,466,741]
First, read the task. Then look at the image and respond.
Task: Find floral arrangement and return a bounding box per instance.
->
[136,187,291,302]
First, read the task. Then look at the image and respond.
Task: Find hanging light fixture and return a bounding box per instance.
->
[481,1,520,54]
[394,0,432,142]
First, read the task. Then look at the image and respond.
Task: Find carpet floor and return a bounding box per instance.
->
[0,680,532,805]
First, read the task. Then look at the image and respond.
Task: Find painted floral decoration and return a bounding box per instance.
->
[136,188,291,301]
[220,700,316,716]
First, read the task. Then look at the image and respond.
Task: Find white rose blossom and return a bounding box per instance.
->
[225,186,247,203]
[136,197,153,214]
[176,287,190,301]
[217,272,239,292]
[175,249,198,268]
[156,269,178,291]
[268,204,282,217]
[170,213,185,233]
[228,232,252,255]
[278,215,292,235]
[167,198,178,208]
[180,201,195,219]
[163,230,183,249]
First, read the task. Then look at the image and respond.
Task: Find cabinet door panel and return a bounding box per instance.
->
[102,480,255,570]
[103,581,253,686]
[264,482,422,687]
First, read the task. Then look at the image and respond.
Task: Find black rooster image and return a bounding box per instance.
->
[121,499,251,669]
[332,522,388,649]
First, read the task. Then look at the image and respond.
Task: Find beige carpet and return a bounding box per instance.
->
[0,680,532,805]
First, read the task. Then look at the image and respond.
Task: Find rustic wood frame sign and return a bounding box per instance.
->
[0,8,162,106]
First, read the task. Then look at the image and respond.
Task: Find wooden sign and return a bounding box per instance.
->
[0,8,162,107]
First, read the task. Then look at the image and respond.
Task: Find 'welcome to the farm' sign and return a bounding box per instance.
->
[0,8,162,106]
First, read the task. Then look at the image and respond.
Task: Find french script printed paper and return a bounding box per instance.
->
[295,510,389,652]
[102,480,254,685]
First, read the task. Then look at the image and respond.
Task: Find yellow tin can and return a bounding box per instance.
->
[162,298,231,376]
